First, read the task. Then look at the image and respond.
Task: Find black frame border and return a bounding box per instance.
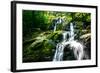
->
[11,1,98,72]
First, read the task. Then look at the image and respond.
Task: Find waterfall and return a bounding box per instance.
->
[69,23,74,41]
[53,43,65,61]
[53,31,70,61]
[54,24,56,32]
[62,31,70,42]
[70,41,84,60]
[53,18,63,32]
[53,22,84,61]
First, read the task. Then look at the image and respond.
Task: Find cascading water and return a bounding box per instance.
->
[53,43,65,61]
[69,23,74,41]
[54,24,56,32]
[53,18,63,32]
[53,22,84,61]
[62,31,70,42]
[70,41,84,60]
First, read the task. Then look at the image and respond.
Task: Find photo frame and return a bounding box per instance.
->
[11,1,98,72]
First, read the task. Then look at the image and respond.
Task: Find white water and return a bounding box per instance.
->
[53,43,65,61]
[70,41,84,60]
[62,31,70,42]
[54,24,56,32]
[70,23,74,41]
[53,18,63,32]
[53,22,84,61]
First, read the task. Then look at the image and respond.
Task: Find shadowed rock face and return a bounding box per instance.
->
[80,33,91,59]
